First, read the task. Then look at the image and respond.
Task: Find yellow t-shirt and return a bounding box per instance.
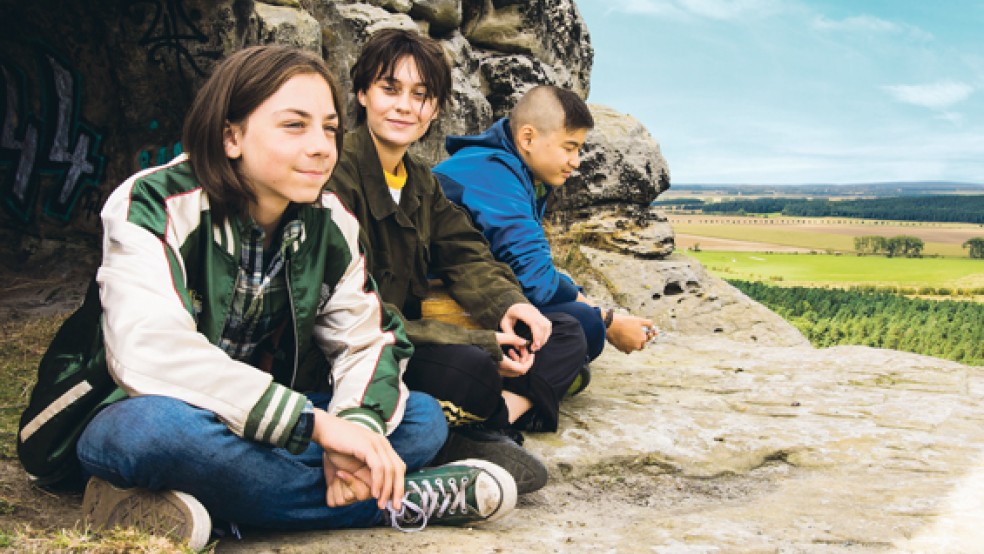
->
[384,161,407,203]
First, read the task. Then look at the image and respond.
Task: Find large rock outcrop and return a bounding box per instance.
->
[549,105,675,258]
[3,0,673,251]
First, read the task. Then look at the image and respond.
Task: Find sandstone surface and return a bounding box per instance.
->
[222,249,984,553]
[2,232,983,552]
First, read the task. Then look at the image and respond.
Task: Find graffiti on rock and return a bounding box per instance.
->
[1,47,105,223]
[123,0,223,79]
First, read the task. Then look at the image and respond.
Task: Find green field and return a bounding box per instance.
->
[687,251,984,290]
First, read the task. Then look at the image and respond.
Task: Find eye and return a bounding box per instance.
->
[324,124,339,136]
[284,120,305,130]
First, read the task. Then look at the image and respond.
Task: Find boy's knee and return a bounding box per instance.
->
[81,396,207,462]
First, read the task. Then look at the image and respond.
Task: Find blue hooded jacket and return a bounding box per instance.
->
[433,118,580,307]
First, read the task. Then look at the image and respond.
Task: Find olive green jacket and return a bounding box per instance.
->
[328,125,529,360]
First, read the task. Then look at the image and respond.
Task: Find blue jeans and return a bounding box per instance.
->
[77,391,447,530]
[539,300,606,362]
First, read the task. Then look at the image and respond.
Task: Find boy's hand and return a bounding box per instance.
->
[324,451,373,507]
[500,303,552,351]
[495,331,534,377]
[312,409,406,510]
[607,313,656,353]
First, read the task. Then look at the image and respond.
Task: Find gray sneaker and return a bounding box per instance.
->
[386,459,517,531]
[432,426,548,494]
[82,476,211,550]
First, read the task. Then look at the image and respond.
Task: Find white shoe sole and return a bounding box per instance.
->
[453,458,518,523]
[83,477,211,550]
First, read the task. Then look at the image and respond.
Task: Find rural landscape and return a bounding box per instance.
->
[658,182,984,366]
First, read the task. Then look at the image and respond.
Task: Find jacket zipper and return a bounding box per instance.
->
[286,258,299,388]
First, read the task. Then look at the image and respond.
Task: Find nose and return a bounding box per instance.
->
[395,90,412,114]
[569,150,581,169]
[308,128,336,159]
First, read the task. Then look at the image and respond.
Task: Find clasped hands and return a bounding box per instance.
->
[313,409,405,510]
[495,303,552,378]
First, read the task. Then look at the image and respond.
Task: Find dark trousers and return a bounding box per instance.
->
[539,300,606,362]
[403,312,587,433]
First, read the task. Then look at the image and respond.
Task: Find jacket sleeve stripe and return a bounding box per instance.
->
[245,383,307,446]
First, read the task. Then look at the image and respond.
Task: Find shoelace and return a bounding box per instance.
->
[385,476,470,532]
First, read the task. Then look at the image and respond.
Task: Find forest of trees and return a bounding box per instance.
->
[729,280,984,366]
[697,195,984,224]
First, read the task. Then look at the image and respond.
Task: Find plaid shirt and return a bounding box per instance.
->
[217,212,313,451]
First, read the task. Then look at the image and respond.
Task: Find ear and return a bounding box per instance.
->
[223,122,243,160]
[516,124,537,153]
[357,90,368,108]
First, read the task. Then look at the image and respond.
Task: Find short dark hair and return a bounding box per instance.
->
[182,45,344,223]
[509,85,594,135]
[349,28,452,125]
[552,87,594,131]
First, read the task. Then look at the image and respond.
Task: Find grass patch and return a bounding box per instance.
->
[687,251,984,291]
[0,315,67,460]
[1,313,216,552]
[1,524,205,553]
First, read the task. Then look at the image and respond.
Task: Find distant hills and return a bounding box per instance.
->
[671,182,984,198]
[656,183,984,224]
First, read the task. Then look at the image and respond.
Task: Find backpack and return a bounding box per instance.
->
[17,278,127,491]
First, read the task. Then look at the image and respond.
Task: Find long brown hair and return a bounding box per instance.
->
[182,45,344,223]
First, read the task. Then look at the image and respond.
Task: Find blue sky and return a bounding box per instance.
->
[577,0,984,185]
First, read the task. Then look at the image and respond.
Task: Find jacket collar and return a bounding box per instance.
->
[350,125,421,226]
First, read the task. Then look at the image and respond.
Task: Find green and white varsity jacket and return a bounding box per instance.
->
[93,154,412,447]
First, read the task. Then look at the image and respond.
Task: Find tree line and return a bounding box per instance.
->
[693,195,984,224]
[729,280,984,366]
[854,235,924,257]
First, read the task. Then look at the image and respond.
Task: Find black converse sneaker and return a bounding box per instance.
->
[82,476,211,550]
[386,459,517,531]
[431,426,548,494]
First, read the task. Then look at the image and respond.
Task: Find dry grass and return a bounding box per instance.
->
[0,524,206,553]
[545,220,628,305]
[0,314,213,553]
[0,315,66,459]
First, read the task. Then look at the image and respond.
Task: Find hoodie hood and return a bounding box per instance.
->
[445,117,519,158]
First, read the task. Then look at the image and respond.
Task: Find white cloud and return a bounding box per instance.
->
[605,0,782,20]
[679,0,782,20]
[671,129,984,184]
[605,0,683,17]
[883,81,974,110]
[814,15,899,33]
[812,15,933,41]
[936,112,965,126]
